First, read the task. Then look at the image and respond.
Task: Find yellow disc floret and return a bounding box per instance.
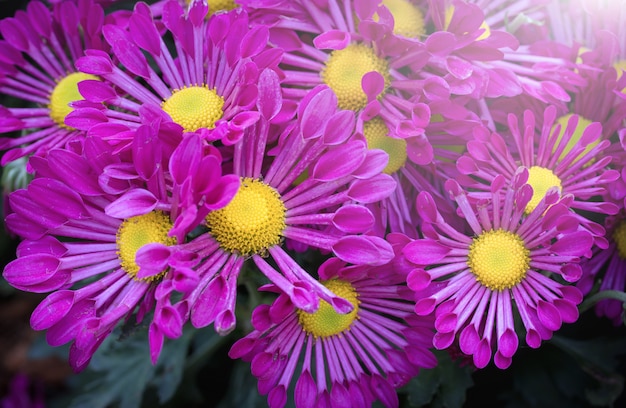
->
[298,279,359,338]
[363,117,407,174]
[614,59,626,85]
[467,229,530,291]
[116,211,177,281]
[161,85,224,132]
[185,0,238,16]
[321,43,391,111]
[374,0,425,38]
[612,221,626,259]
[49,72,99,129]
[206,178,286,256]
[525,166,562,214]
[551,114,598,165]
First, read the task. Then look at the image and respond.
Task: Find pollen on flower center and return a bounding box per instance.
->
[612,221,626,259]
[161,85,224,132]
[298,279,359,338]
[321,43,391,111]
[206,178,286,256]
[525,166,562,214]
[116,211,177,281]
[467,229,530,291]
[49,72,99,129]
[552,114,599,166]
[363,117,407,174]
[374,0,425,38]
[185,0,238,16]
[614,60,626,84]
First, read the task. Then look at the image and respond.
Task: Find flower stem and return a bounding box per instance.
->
[578,290,626,313]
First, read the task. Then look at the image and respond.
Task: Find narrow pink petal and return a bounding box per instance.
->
[191,276,226,328]
[313,30,350,50]
[347,174,396,203]
[30,290,75,330]
[407,268,432,291]
[497,328,519,358]
[332,235,393,266]
[103,24,150,78]
[550,231,593,256]
[537,300,561,331]
[105,189,158,219]
[403,239,451,265]
[3,254,60,287]
[332,205,374,233]
[312,141,366,181]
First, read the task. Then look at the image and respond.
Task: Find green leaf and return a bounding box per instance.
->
[151,328,194,403]
[67,324,197,408]
[69,331,155,408]
[550,335,626,374]
[404,350,474,408]
[217,360,272,408]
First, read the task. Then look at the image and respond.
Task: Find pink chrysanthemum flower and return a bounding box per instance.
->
[229,257,437,408]
[457,105,620,248]
[2,125,238,370]
[403,169,594,369]
[140,82,397,335]
[392,0,583,107]
[67,1,272,151]
[0,0,108,165]
[242,0,436,166]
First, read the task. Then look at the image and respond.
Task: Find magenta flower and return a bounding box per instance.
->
[67,2,272,151]
[0,0,108,165]
[403,169,593,369]
[229,257,437,408]
[141,82,397,335]
[457,105,620,248]
[2,124,238,370]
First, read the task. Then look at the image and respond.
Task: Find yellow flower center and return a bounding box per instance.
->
[614,59,626,84]
[551,114,598,166]
[48,72,99,129]
[373,0,425,38]
[161,85,224,132]
[444,6,491,40]
[362,117,407,174]
[612,221,626,259]
[525,166,562,214]
[185,0,238,16]
[297,279,359,338]
[116,211,177,281]
[467,229,530,291]
[206,178,286,256]
[321,43,391,111]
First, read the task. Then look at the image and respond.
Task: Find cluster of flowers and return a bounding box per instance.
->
[1,0,625,406]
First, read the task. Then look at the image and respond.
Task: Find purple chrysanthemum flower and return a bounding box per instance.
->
[141,82,397,335]
[229,257,437,408]
[0,0,108,165]
[2,124,238,370]
[457,105,620,248]
[67,1,274,151]
[403,169,593,369]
